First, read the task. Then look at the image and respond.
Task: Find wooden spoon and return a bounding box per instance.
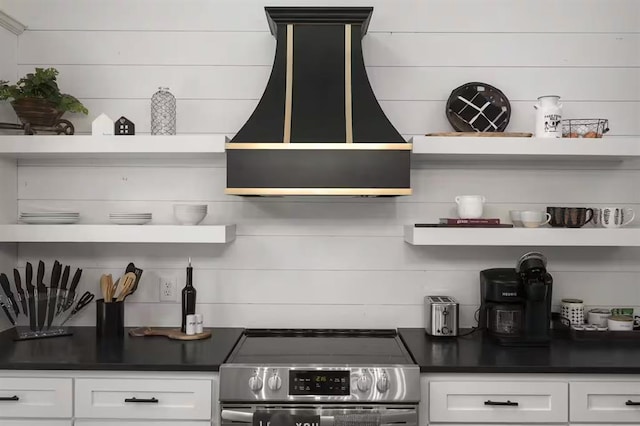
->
[116,272,137,302]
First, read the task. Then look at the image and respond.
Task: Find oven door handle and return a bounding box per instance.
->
[221,410,333,423]
[221,410,415,425]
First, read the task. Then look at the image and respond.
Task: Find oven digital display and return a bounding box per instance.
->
[289,370,350,395]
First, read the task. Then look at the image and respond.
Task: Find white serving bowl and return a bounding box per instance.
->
[173,204,208,225]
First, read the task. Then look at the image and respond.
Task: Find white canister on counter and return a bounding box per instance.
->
[587,308,611,327]
[534,95,563,138]
[561,298,584,325]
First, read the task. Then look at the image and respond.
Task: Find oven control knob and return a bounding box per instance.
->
[268,375,282,391]
[356,374,372,392]
[248,375,263,392]
[376,375,390,393]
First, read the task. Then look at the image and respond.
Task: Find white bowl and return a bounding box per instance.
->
[173,204,207,210]
[173,205,208,225]
[509,210,523,227]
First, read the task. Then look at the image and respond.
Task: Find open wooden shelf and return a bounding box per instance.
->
[411,136,640,162]
[0,224,236,244]
[0,134,227,159]
[405,225,640,247]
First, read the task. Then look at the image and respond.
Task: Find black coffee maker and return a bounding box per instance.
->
[479,252,553,346]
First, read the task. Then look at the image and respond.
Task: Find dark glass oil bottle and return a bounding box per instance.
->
[181,258,197,333]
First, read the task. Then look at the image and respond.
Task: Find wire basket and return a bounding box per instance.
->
[562,119,609,138]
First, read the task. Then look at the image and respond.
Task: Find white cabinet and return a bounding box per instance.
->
[570,381,640,423]
[75,422,210,426]
[429,380,567,423]
[0,376,72,418]
[0,422,71,426]
[75,377,212,420]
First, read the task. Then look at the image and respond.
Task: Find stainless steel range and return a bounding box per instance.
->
[220,329,420,426]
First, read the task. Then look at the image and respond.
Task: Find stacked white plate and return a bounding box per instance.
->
[20,211,80,224]
[109,212,152,225]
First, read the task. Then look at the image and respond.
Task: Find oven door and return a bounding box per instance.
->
[221,405,418,426]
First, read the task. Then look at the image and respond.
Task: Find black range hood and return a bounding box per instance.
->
[226,7,411,196]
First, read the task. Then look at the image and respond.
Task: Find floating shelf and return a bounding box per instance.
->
[411,136,640,161]
[0,224,236,244]
[404,225,640,247]
[0,134,227,159]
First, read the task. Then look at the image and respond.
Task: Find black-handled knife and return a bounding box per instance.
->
[0,300,15,326]
[36,260,47,331]
[57,265,70,315]
[64,268,83,310]
[46,261,61,328]
[0,273,19,317]
[13,269,28,316]
[25,262,36,331]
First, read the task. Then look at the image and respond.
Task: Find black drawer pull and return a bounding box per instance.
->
[124,397,159,404]
[626,400,640,406]
[0,395,19,401]
[485,400,519,406]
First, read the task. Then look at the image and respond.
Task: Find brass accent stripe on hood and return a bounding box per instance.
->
[283,24,294,144]
[226,143,412,150]
[345,24,353,143]
[225,188,413,196]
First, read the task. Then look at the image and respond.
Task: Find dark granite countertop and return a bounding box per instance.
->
[0,327,243,372]
[399,328,640,374]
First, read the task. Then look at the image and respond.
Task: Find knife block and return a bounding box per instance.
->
[96,299,124,338]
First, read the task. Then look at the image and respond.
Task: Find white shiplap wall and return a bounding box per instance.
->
[0,25,18,331]
[3,0,640,328]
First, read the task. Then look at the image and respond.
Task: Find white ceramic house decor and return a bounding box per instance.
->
[92,113,114,136]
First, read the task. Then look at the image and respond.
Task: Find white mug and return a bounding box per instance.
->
[592,208,601,227]
[520,211,551,228]
[455,195,485,219]
[599,207,635,228]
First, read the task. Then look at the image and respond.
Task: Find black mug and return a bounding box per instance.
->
[564,207,594,228]
[96,299,124,338]
[547,207,565,227]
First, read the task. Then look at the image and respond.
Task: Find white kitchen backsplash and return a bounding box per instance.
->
[1,0,639,329]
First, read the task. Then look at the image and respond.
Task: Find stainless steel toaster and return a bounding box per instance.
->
[424,296,459,336]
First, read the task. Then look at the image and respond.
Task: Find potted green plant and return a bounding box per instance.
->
[0,67,88,133]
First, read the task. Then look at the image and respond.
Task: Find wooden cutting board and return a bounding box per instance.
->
[425,132,533,137]
[128,327,212,341]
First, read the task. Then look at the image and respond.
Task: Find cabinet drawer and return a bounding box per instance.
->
[75,378,212,420]
[429,381,568,423]
[570,381,640,422]
[0,377,72,418]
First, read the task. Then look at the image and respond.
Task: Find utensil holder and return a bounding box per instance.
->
[96,299,124,338]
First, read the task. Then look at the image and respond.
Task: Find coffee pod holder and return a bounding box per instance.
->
[554,314,640,341]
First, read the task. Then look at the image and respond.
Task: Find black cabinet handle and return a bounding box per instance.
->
[485,400,519,406]
[0,395,19,401]
[124,397,159,404]
[626,400,640,406]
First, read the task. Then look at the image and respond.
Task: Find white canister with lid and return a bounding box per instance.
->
[587,308,611,327]
[534,95,563,138]
[561,298,584,325]
[608,315,634,331]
